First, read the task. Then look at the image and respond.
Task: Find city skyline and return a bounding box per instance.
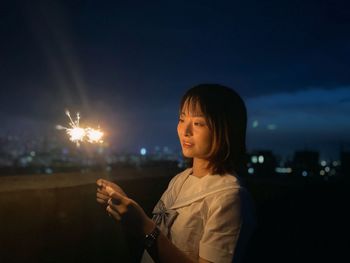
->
[0,130,347,165]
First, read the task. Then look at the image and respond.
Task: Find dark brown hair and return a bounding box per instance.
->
[179,84,247,175]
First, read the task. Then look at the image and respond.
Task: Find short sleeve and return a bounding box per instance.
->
[199,190,241,263]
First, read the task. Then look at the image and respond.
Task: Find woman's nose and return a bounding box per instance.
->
[184,122,192,136]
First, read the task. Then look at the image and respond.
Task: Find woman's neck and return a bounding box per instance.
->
[192,158,211,178]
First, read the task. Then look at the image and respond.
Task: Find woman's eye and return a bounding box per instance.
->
[178,118,184,123]
[194,122,205,127]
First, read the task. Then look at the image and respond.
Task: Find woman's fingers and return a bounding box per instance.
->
[97,179,114,188]
[105,186,116,195]
[106,205,121,220]
[106,191,127,220]
[96,186,109,200]
[103,187,150,237]
[96,179,127,197]
[96,179,104,187]
[96,191,109,204]
[97,187,108,196]
[97,198,108,205]
[96,178,132,221]
[107,201,126,216]
[96,180,119,205]
[107,189,127,206]
[96,191,108,199]
[107,190,131,217]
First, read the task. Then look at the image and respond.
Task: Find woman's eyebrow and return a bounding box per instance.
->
[180,112,204,117]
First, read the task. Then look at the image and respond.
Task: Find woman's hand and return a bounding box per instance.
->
[96,179,155,237]
[96,179,203,263]
[96,179,127,205]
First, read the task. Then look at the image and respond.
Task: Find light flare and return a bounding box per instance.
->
[56,110,104,146]
[86,127,104,143]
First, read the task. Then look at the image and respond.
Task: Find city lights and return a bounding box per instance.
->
[248,168,254,174]
[140,148,147,156]
[258,155,264,164]
[251,156,258,163]
[275,167,293,174]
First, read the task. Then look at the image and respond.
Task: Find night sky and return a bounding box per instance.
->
[1,0,349,159]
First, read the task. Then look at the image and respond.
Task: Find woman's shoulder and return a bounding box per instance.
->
[205,172,240,189]
[168,168,192,186]
[204,173,241,203]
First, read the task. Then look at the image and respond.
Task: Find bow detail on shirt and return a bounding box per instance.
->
[152,199,178,238]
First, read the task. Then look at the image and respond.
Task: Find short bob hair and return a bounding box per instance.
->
[179,84,247,175]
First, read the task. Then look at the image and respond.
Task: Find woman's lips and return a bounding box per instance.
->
[182,141,193,148]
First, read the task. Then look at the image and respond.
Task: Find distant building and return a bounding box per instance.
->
[292,150,319,177]
[247,150,277,177]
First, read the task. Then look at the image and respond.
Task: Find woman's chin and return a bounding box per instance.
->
[181,150,194,158]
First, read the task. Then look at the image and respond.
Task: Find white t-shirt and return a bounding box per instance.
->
[142,168,242,263]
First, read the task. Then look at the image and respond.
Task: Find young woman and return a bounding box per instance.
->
[96,84,255,263]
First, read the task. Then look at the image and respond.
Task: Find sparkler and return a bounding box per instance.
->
[56,110,104,146]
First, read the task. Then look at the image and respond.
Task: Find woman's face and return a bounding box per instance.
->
[177,101,213,159]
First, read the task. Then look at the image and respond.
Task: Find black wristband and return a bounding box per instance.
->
[144,225,160,249]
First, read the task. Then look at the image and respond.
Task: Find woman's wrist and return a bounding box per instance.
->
[143,218,156,236]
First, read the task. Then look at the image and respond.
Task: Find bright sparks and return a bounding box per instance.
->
[56,110,104,146]
[86,128,103,143]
